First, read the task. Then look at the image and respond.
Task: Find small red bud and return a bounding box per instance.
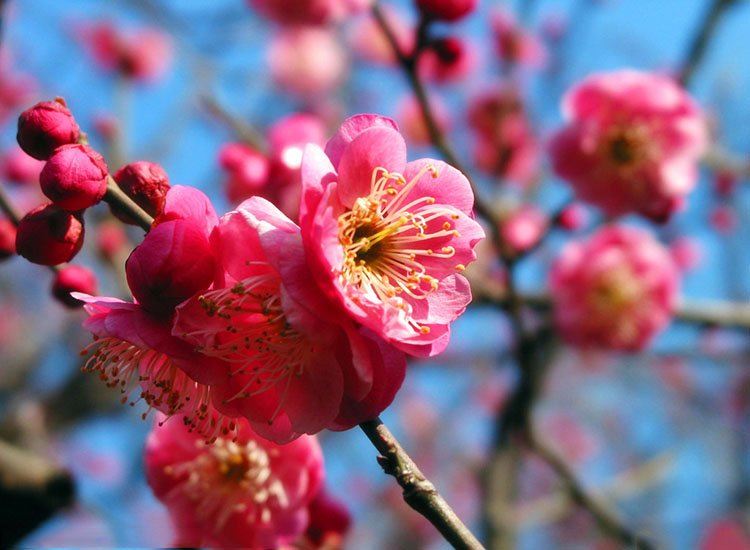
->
[0,218,17,260]
[40,144,108,211]
[416,0,477,22]
[17,99,81,160]
[15,203,84,265]
[111,161,170,224]
[52,265,98,308]
[557,203,587,231]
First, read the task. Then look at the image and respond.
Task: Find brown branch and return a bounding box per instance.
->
[0,179,22,226]
[528,434,657,550]
[359,417,486,550]
[679,0,738,86]
[200,95,266,152]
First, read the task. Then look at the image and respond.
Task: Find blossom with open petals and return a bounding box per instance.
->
[145,415,323,549]
[173,196,406,443]
[299,114,485,356]
[549,70,707,222]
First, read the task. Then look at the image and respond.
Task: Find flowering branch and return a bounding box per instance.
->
[679,0,738,86]
[359,418,486,550]
[0,180,21,226]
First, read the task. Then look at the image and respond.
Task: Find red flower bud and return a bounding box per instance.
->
[40,144,108,211]
[15,203,84,265]
[416,0,477,22]
[111,161,170,224]
[0,218,16,260]
[17,99,81,160]
[52,265,98,308]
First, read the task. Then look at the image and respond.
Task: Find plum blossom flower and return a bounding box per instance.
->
[78,186,232,441]
[173,196,406,443]
[549,225,680,351]
[299,114,485,356]
[248,0,370,26]
[549,70,708,222]
[145,414,324,549]
[492,8,546,69]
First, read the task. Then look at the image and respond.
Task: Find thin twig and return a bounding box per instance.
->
[104,175,154,232]
[200,95,266,151]
[679,0,738,86]
[528,434,657,550]
[359,418,486,550]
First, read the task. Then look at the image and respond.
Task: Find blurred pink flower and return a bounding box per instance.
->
[549,70,707,222]
[699,518,750,550]
[303,488,352,548]
[0,146,43,186]
[268,27,347,97]
[710,204,736,233]
[396,94,450,147]
[557,202,588,231]
[418,37,478,83]
[248,0,370,25]
[172,196,406,443]
[145,415,324,549]
[670,236,702,272]
[348,6,413,66]
[219,142,271,205]
[76,21,173,82]
[299,114,485,357]
[499,204,547,254]
[492,8,546,68]
[549,225,679,351]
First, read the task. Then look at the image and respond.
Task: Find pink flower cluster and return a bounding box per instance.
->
[549,225,680,351]
[549,70,707,222]
[73,114,482,449]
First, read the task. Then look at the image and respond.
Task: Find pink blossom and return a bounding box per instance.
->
[0,218,16,260]
[173,196,406,442]
[78,186,231,440]
[710,204,736,233]
[557,202,588,231]
[219,142,270,205]
[145,415,324,549]
[303,488,352,548]
[96,220,128,260]
[0,146,43,186]
[76,21,173,82]
[699,519,750,550]
[348,7,413,66]
[299,114,485,356]
[670,236,702,272]
[396,94,450,147]
[248,0,370,26]
[499,204,547,254]
[268,27,347,97]
[418,37,478,83]
[52,265,98,308]
[417,0,477,22]
[549,70,708,222]
[492,9,546,68]
[549,225,680,351]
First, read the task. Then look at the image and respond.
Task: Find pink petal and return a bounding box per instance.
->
[401,159,475,216]
[324,114,399,169]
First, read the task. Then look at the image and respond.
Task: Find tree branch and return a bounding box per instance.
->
[104,175,155,232]
[359,417,486,550]
[679,0,738,86]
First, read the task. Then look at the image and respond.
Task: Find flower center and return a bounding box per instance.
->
[182,273,314,423]
[80,338,237,443]
[603,125,653,169]
[164,437,288,530]
[337,165,466,334]
[588,266,643,315]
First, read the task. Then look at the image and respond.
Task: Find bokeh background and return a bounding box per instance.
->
[1,0,750,548]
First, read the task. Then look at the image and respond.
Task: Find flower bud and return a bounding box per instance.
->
[40,144,108,211]
[96,220,128,259]
[111,161,170,224]
[15,203,85,265]
[17,99,81,160]
[0,218,16,260]
[52,265,98,308]
[557,203,587,231]
[416,0,477,22]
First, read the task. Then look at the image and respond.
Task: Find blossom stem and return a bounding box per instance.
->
[679,0,738,86]
[104,175,154,232]
[200,94,267,152]
[359,417,486,550]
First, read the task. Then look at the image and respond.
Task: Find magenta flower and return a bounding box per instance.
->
[78,186,231,440]
[145,415,324,549]
[549,70,708,222]
[299,114,485,357]
[248,0,369,26]
[549,225,680,351]
[173,196,406,443]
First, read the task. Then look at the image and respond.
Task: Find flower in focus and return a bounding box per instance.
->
[145,414,324,549]
[549,225,679,351]
[78,186,232,441]
[268,27,347,97]
[549,70,708,222]
[15,203,84,265]
[173,197,406,443]
[300,114,485,356]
